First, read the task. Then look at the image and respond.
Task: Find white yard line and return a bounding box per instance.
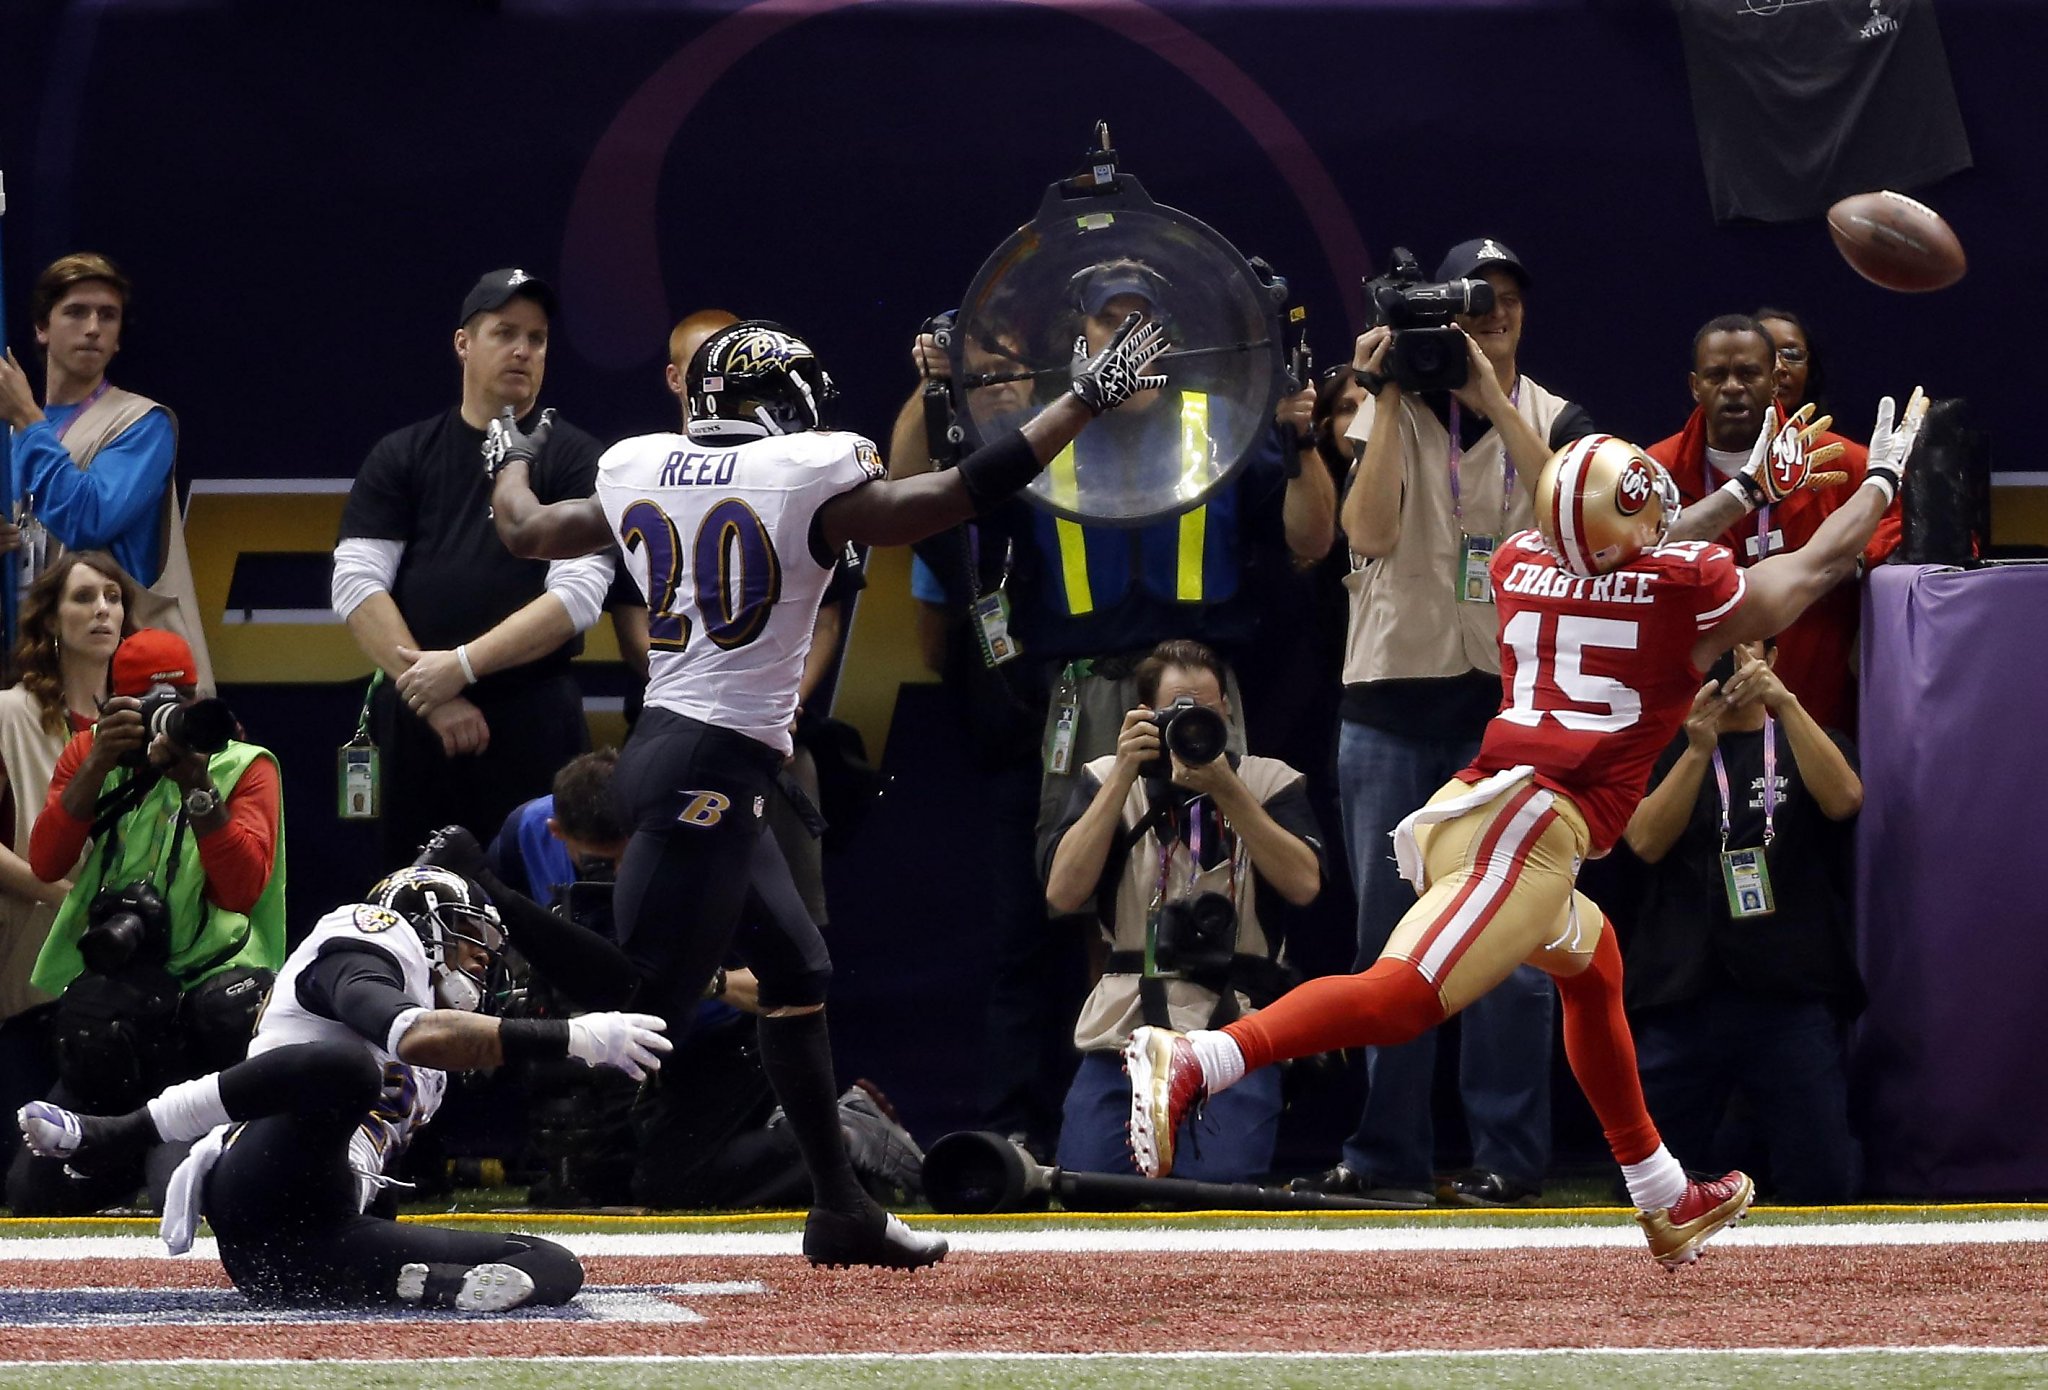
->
[0,1347,2043,1368]
[1,1220,2044,1263]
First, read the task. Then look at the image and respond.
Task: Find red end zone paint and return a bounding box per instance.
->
[0,1247,2044,1361]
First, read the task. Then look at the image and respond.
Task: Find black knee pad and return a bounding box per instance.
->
[757,963,832,1012]
[287,1042,386,1111]
[508,1234,585,1305]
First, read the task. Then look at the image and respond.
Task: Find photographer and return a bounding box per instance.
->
[1042,640,1321,1184]
[1620,639,1865,1201]
[7,629,283,1215]
[1319,239,1593,1207]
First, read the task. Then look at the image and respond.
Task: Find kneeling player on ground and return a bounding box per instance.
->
[19,865,670,1311]
[1127,392,1926,1269]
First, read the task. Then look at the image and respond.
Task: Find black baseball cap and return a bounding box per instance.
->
[458,267,559,327]
[1435,238,1530,288]
[1070,259,1172,316]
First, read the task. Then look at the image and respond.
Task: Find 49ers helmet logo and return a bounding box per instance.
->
[1615,458,1654,515]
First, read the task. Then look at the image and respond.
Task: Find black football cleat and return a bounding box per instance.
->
[802,1205,948,1271]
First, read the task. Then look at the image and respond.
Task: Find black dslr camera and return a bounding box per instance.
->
[1156,890,1238,973]
[1142,697,1229,779]
[1364,246,1495,393]
[79,880,171,975]
[121,691,236,769]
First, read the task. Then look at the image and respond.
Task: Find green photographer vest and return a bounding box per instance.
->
[31,741,287,997]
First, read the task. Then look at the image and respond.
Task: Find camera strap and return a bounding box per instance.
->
[1141,795,1242,978]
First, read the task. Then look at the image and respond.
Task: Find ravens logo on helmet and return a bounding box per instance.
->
[367,866,504,1013]
[685,320,838,443]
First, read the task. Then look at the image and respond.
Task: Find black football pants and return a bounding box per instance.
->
[204,1041,580,1307]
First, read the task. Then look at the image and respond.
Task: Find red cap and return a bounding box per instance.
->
[112,629,198,697]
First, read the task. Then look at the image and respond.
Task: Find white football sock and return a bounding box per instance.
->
[1185,1029,1246,1096]
[146,1075,229,1143]
[1622,1145,1688,1213]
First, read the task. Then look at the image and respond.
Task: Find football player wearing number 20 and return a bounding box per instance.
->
[1127,389,1925,1270]
[487,315,1168,1271]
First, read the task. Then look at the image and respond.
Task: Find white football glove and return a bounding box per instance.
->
[566,1011,672,1080]
[1736,402,1849,508]
[1864,386,1930,502]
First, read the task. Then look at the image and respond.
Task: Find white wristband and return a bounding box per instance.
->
[1715,478,1759,516]
[455,644,478,686]
[1862,473,1899,507]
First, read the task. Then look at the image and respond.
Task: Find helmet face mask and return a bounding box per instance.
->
[367,866,504,1013]
[685,320,837,443]
[1535,434,1678,577]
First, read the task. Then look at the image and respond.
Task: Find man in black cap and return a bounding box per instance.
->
[1308,237,1595,1208]
[332,268,615,869]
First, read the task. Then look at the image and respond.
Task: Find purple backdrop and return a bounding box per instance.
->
[1854,563,2048,1197]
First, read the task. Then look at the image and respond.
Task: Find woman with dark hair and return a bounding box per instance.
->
[1753,306,1829,418]
[1746,308,1899,731]
[0,551,137,1119]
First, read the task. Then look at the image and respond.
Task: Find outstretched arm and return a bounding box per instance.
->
[817,393,1093,550]
[819,310,1170,550]
[491,460,613,559]
[1695,390,1925,662]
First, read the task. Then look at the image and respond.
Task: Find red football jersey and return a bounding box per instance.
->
[1468,529,1746,854]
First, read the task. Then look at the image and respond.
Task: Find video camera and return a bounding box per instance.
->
[121,691,236,770]
[1141,697,1228,780]
[1364,246,1495,393]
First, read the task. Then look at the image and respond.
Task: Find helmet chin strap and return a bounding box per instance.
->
[432,964,484,1013]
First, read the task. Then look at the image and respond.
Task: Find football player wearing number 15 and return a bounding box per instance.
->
[1127,390,1926,1271]
[486,315,1168,1271]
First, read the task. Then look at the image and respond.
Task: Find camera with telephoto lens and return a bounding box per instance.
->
[1141,696,1229,779]
[1364,246,1496,393]
[120,691,236,769]
[79,880,171,976]
[1156,890,1238,973]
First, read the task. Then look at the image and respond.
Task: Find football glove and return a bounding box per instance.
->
[1735,402,1850,508]
[482,406,554,479]
[567,1011,673,1081]
[1865,387,1930,503]
[415,824,488,880]
[1069,312,1170,416]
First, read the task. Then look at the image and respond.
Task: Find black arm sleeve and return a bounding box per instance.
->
[474,867,639,1011]
[297,943,417,1048]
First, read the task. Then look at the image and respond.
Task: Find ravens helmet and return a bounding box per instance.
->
[685,319,837,443]
[1535,434,1681,577]
[368,865,504,1013]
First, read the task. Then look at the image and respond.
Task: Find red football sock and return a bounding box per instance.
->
[1556,922,1662,1166]
[1223,957,1445,1073]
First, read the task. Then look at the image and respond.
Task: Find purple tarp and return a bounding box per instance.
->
[1855,563,2048,1197]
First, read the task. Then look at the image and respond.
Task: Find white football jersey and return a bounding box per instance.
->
[252,902,447,1204]
[595,428,882,753]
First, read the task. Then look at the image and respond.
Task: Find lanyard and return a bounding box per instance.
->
[1703,447,1775,565]
[1447,380,1521,532]
[49,380,113,445]
[1144,794,1243,969]
[1711,716,1777,853]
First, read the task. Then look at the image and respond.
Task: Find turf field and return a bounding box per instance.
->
[0,1205,2041,1388]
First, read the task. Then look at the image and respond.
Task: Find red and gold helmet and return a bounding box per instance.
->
[1534,434,1680,577]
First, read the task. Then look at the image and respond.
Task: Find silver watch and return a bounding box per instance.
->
[183,784,223,820]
